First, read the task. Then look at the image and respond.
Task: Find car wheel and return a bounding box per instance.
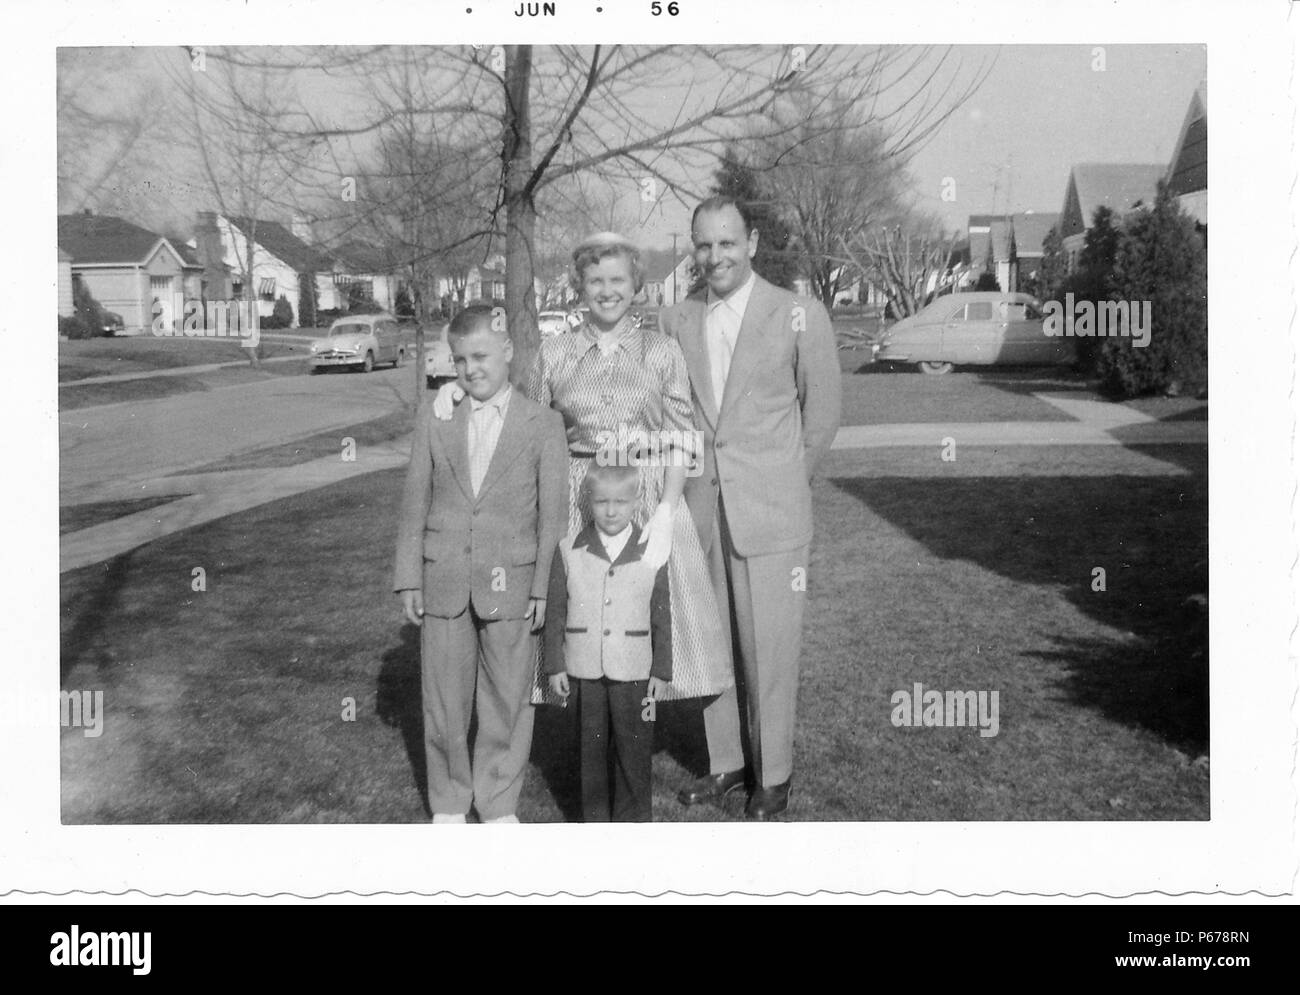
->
[361,352,374,373]
[309,366,322,375]
[918,361,954,375]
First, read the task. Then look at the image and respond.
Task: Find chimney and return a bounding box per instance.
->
[194,212,229,300]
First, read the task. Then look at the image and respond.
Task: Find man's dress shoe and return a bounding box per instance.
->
[677,769,746,806]
[745,780,792,820]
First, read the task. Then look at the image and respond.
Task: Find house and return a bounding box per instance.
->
[1057,163,1167,272]
[1166,80,1207,232]
[967,214,1016,291]
[195,213,344,326]
[642,252,694,307]
[58,247,74,317]
[58,211,203,334]
[1007,212,1059,293]
[331,240,407,312]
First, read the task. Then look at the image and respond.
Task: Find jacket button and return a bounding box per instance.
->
[603,629,610,636]
[604,598,612,605]
[716,440,726,449]
[464,545,471,554]
[608,567,615,576]
[710,478,718,486]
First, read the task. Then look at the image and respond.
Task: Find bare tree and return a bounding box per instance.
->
[837,217,961,319]
[169,45,992,380]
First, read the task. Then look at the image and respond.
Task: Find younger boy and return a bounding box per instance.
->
[394,304,568,824]
[545,460,671,822]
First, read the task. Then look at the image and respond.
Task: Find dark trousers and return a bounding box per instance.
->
[575,676,653,822]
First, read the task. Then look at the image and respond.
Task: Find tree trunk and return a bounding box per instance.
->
[503,45,539,387]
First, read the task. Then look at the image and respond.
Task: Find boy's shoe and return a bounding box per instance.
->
[482,814,520,824]
[432,813,467,824]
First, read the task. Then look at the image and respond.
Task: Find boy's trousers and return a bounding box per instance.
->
[575,676,653,822]
[421,600,535,820]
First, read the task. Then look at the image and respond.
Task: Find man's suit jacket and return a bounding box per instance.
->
[659,274,841,557]
[393,390,569,620]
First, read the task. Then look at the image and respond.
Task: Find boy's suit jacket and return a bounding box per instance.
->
[659,274,841,557]
[393,390,569,620]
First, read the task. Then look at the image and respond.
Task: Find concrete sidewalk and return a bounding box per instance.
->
[61,352,305,387]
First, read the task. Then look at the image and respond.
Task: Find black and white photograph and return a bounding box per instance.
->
[4,0,1295,900]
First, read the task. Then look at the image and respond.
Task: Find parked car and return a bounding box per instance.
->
[538,310,571,338]
[100,310,124,335]
[308,313,406,373]
[423,322,458,390]
[873,292,1074,374]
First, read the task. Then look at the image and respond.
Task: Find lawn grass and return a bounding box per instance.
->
[58,360,312,411]
[1121,394,1209,421]
[60,495,191,535]
[839,366,1082,426]
[59,335,302,382]
[177,408,417,474]
[60,437,1208,823]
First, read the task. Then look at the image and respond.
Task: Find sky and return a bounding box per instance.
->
[627,44,1206,248]
[60,44,1206,254]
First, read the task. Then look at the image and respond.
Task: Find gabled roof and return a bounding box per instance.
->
[1061,163,1166,238]
[161,233,203,268]
[58,213,182,266]
[1012,212,1060,258]
[332,239,403,274]
[226,216,334,273]
[1166,80,1207,198]
[970,219,1014,267]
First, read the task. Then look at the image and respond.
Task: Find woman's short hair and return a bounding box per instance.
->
[570,232,645,294]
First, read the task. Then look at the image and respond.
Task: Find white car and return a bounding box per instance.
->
[423,322,457,389]
[308,313,407,373]
[538,310,570,338]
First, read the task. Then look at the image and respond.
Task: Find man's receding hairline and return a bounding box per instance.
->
[691,202,752,237]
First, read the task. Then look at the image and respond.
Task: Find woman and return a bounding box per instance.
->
[434,232,731,704]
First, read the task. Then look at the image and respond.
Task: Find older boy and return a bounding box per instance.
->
[394,305,568,823]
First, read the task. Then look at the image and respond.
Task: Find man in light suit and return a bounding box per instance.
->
[659,196,841,819]
[394,305,568,824]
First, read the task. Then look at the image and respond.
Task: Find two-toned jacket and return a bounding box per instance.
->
[543,524,672,683]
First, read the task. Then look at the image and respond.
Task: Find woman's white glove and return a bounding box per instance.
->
[432,380,464,420]
[639,501,675,569]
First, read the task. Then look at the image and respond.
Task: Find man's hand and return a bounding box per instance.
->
[525,597,546,633]
[548,673,570,699]
[647,676,669,701]
[399,589,424,626]
[432,380,465,420]
[638,501,675,569]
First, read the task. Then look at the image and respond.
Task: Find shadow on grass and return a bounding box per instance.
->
[60,552,132,682]
[376,623,428,815]
[830,473,1208,754]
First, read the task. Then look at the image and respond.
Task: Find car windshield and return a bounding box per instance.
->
[330,323,368,336]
